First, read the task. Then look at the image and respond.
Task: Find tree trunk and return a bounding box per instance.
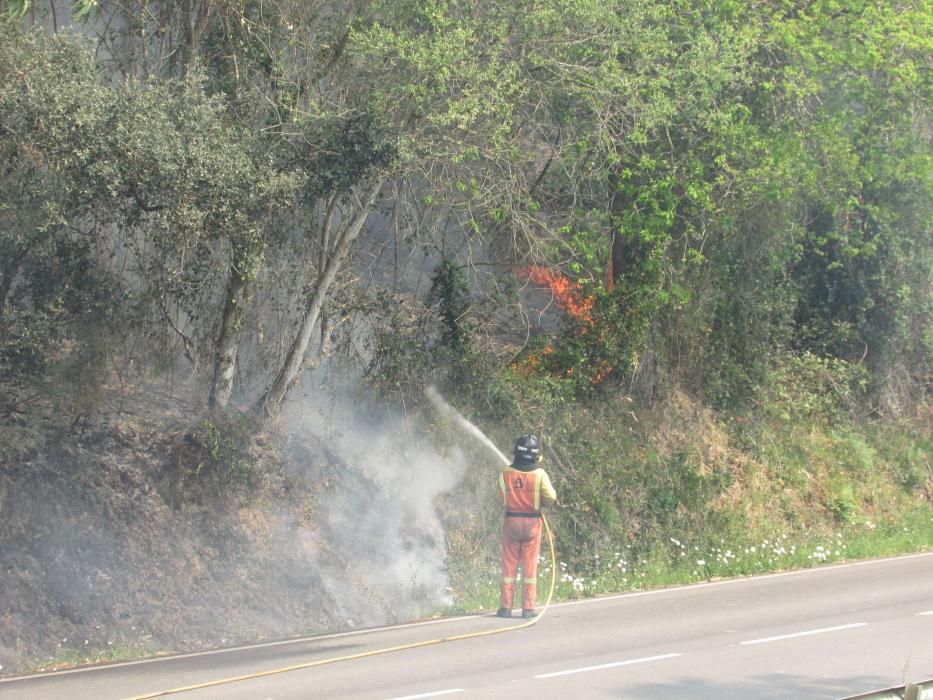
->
[0,263,17,317]
[256,180,383,416]
[208,267,250,409]
[607,167,650,290]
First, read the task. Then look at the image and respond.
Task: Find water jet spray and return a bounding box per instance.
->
[425,386,510,467]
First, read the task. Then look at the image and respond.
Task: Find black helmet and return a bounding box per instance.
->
[513,434,541,467]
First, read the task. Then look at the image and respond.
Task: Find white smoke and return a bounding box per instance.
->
[287,388,469,625]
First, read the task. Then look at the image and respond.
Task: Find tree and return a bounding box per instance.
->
[9,1,395,412]
[0,23,299,412]
[772,0,932,410]
[0,24,129,406]
[254,0,554,413]
[474,0,767,393]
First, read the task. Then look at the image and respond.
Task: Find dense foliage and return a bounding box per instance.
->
[0,0,928,421]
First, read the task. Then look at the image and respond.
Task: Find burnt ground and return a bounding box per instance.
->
[0,384,422,675]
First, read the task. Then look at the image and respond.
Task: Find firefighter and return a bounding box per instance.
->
[497,433,557,618]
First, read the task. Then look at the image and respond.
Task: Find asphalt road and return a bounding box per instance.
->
[2,552,931,700]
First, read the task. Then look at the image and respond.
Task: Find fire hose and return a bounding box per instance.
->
[125,514,557,699]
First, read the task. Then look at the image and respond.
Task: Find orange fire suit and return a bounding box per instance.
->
[499,464,557,611]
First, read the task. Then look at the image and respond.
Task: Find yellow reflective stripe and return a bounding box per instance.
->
[499,472,506,505]
[534,472,541,511]
[521,577,536,585]
[502,576,516,583]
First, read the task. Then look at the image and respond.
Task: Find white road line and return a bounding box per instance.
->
[555,551,933,611]
[919,611,933,616]
[386,690,464,700]
[534,653,683,679]
[5,552,929,682]
[740,622,869,645]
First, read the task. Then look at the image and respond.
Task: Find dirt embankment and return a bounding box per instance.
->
[0,390,395,675]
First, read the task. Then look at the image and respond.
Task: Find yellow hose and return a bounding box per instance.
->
[125,514,557,699]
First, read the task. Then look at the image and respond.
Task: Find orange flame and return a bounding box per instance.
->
[515,266,594,321]
[512,266,614,385]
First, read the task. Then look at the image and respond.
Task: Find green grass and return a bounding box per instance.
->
[447,505,933,613]
[444,388,932,613]
[8,640,167,676]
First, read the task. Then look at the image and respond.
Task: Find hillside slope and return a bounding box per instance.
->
[0,385,455,674]
[2,379,931,676]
